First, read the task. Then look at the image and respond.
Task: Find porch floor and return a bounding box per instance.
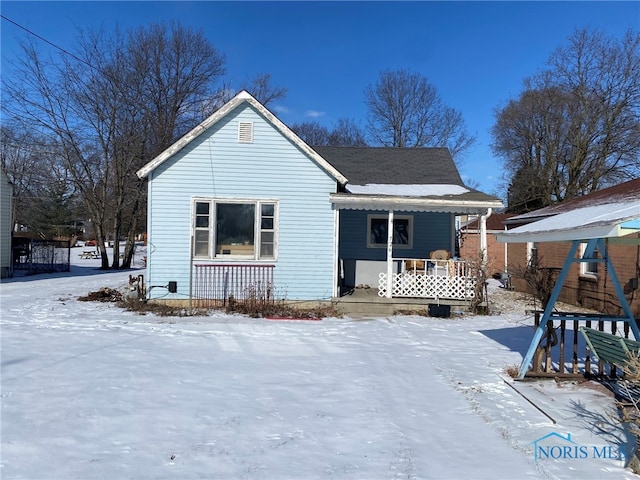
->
[332,287,472,318]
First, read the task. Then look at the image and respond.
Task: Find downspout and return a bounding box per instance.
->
[386,209,394,298]
[189,234,194,309]
[504,224,508,273]
[480,208,492,270]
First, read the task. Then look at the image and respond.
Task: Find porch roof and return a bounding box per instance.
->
[496,178,640,243]
[329,191,503,214]
[496,199,640,243]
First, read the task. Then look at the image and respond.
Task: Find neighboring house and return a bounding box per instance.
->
[458,212,514,277]
[500,178,640,315]
[136,91,502,307]
[1,170,13,278]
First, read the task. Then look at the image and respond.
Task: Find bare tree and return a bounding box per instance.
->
[241,73,287,106]
[364,69,475,157]
[290,121,330,145]
[3,22,226,268]
[203,73,288,116]
[0,124,80,237]
[291,118,367,146]
[327,118,368,146]
[493,28,640,212]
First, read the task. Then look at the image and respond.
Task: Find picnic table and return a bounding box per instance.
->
[80,250,101,259]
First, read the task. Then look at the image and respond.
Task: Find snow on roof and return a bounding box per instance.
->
[497,199,640,243]
[345,184,469,196]
[506,178,640,224]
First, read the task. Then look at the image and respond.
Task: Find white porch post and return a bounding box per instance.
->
[386,209,394,298]
[332,207,340,298]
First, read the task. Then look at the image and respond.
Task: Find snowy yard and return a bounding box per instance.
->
[1,249,638,479]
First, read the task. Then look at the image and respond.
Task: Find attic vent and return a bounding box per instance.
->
[238,122,254,143]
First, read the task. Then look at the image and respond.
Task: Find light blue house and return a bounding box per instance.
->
[136,91,502,307]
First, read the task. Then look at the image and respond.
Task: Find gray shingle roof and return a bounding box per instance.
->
[311,146,464,186]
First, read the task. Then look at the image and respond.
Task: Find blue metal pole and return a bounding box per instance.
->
[598,238,640,339]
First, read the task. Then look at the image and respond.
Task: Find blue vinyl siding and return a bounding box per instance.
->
[339,209,454,261]
[147,105,337,301]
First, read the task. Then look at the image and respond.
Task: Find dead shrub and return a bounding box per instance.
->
[78,288,211,317]
[225,296,340,319]
[78,286,339,319]
[508,254,559,311]
[504,364,520,378]
[119,297,211,317]
[78,287,123,303]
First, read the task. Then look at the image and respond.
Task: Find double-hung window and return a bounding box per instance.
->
[193,199,277,260]
[367,214,413,248]
[580,242,598,278]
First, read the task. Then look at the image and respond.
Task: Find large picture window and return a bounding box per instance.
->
[367,215,413,248]
[193,199,277,259]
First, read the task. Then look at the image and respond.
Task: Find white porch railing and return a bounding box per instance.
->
[378,258,477,300]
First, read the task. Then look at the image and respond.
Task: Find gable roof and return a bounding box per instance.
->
[311,146,463,185]
[314,146,503,213]
[135,91,502,214]
[136,90,347,184]
[497,178,640,243]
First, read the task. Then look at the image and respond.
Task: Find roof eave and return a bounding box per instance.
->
[136,93,248,179]
[496,224,640,243]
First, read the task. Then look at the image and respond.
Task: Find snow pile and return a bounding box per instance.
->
[1,249,638,479]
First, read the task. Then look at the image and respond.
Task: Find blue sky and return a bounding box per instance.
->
[1,1,638,196]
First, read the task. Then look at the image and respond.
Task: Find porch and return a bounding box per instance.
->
[333,286,472,318]
[335,256,477,317]
[377,257,477,300]
[330,188,502,308]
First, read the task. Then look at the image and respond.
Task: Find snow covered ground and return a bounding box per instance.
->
[1,248,639,479]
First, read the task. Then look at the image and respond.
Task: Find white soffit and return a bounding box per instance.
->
[496,200,640,243]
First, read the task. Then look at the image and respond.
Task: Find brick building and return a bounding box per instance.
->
[498,178,640,316]
[458,212,514,277]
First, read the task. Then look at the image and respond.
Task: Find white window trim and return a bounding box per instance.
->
[192,197,278,261]
[366,214,413,249]
[580,242,598,279]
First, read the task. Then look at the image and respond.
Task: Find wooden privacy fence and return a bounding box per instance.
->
[528,311,638,378]
[192,264,275,307]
